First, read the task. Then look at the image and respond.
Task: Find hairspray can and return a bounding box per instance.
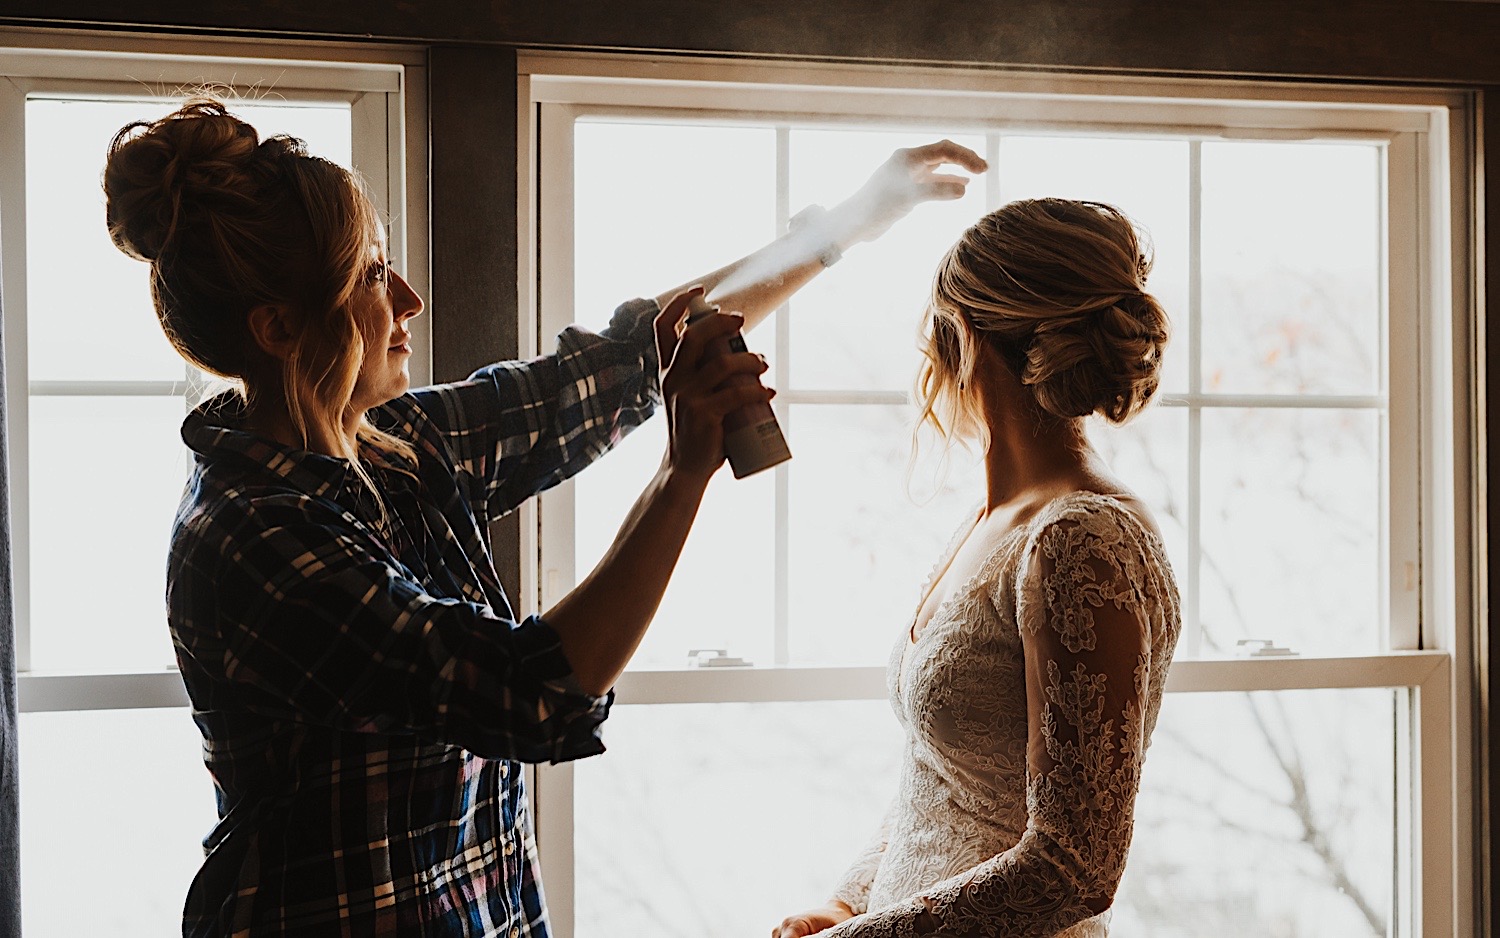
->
[687,295,792,478]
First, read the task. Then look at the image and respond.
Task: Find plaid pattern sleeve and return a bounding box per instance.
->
[400,297,661,519]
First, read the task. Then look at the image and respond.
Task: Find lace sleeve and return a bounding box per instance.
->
[825,507,1163,937]
[829,801,895,915]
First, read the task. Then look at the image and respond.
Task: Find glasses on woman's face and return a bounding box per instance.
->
[363,257,392,291]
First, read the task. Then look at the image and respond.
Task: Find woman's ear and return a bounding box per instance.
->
[246,304,298,361]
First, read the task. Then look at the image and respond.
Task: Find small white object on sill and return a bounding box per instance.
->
[687,648,754,668]
[1234,638,1298,658]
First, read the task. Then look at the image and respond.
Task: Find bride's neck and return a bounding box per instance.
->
[981,414,1095,509]
[973,359,1100,512]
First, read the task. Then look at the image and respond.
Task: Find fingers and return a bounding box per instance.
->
[670,349,773,415]
[774,917,814,938]
[660,308,770,419]
[703,379,776,417]
[653,286,702,369]
[672,310,745,370]
[901,138,988,174]
[915,173,975,201]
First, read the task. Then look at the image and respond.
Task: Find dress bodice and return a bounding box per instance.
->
[828,492,1182,938]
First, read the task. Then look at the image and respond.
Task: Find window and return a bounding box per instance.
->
[522,55,1472,937]
[0,37,427,937]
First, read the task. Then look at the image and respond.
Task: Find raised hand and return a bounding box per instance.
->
[831,139,988,245]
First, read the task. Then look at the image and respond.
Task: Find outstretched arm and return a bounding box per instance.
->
[655,140,987,327]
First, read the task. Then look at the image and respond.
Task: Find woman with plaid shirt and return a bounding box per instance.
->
[102,97,982,936]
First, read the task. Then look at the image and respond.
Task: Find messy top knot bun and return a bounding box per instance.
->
[103,95,396,466]
[916,198,1170,440]
[104,98,263,263]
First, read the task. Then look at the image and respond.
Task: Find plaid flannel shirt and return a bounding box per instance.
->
[170,299,660,937]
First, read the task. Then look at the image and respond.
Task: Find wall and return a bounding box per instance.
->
[6,1,1500,84]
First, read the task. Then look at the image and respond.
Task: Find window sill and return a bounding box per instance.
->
[17,669,187,713]
[16,651,1451,713]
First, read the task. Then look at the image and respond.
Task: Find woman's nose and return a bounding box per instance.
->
[390,271,425,321]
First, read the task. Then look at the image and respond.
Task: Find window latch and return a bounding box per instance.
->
[687,648,754,668]
[1235,638,1298,657]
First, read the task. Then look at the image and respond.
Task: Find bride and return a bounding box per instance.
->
[775,198,1182,937]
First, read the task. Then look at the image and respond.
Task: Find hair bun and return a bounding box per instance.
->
[103,98,263,262]
[1025,290,1170,424]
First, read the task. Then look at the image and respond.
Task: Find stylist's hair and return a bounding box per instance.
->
[916,198,1170,444]
[103,95,407,466]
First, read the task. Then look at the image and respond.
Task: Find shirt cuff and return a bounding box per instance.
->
[518,613,615,764]
[602,297,663,400]
[486,613,616,764]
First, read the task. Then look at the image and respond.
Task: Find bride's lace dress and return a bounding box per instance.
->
[824,492,1181,937]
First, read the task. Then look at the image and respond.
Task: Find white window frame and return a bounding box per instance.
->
[0,36,429,710]
[519,51,1477,938]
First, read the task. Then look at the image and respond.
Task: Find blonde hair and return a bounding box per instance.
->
[103,96,413,483]
[916,198,1170,446]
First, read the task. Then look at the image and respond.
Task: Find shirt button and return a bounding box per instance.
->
[510,928,520,938]
[503,840,516,856]
[500,762,509,777]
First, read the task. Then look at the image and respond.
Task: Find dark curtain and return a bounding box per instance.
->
[0,204,19,938]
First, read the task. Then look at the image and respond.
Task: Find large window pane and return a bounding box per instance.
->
[25,98,353,383]
[28,396,190,672]
[21,707,217,938]
[1115,688,1397,937]
[574,416,777,669]
[786,128,986,392]
[1199,408,1382,656]
[574,701,903,938]
[1200,141,1382,396]
[572,120,778,349]
[786,403,983,666]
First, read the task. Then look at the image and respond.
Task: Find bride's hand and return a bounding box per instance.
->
[772,901,855,937]
[826,139,987,247]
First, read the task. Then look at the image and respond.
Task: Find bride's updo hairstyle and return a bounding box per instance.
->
[103,95,401,464]
[916,198,1169,444]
